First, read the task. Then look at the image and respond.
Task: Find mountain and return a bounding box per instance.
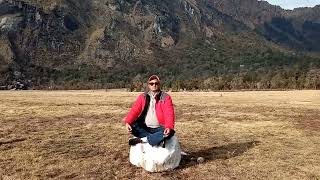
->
[0,0,319,90]
[210,0,320,51]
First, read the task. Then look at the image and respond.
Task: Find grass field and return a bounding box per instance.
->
[0,90,319,179]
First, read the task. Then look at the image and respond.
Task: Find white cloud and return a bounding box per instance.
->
[264,0,320,9]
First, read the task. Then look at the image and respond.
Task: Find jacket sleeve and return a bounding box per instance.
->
[164,95,175,129]
[124,94,143,125]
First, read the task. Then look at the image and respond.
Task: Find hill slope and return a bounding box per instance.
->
[0,0,319,89]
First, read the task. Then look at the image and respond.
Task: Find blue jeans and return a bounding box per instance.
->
[131,122,175,146]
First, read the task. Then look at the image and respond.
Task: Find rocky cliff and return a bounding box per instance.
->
[0,0,319,89]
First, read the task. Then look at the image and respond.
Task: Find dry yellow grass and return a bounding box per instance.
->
[0,90,319,179]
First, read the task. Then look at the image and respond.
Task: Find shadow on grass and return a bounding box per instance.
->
[0,138,27,145]
[178,140,260,169]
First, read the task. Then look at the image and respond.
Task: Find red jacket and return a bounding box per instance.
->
[124,91,175,129]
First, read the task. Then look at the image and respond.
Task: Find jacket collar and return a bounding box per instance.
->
[144,90,162,100]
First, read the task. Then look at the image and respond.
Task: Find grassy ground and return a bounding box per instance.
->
[0,90,319,179]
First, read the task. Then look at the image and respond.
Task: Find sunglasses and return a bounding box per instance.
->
[149,82,160,86]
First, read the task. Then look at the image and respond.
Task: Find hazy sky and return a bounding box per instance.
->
[265,0,320,9]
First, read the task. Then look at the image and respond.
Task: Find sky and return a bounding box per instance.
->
[265,0,320,10]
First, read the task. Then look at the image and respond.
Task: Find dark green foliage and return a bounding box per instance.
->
[1,0,320,90]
